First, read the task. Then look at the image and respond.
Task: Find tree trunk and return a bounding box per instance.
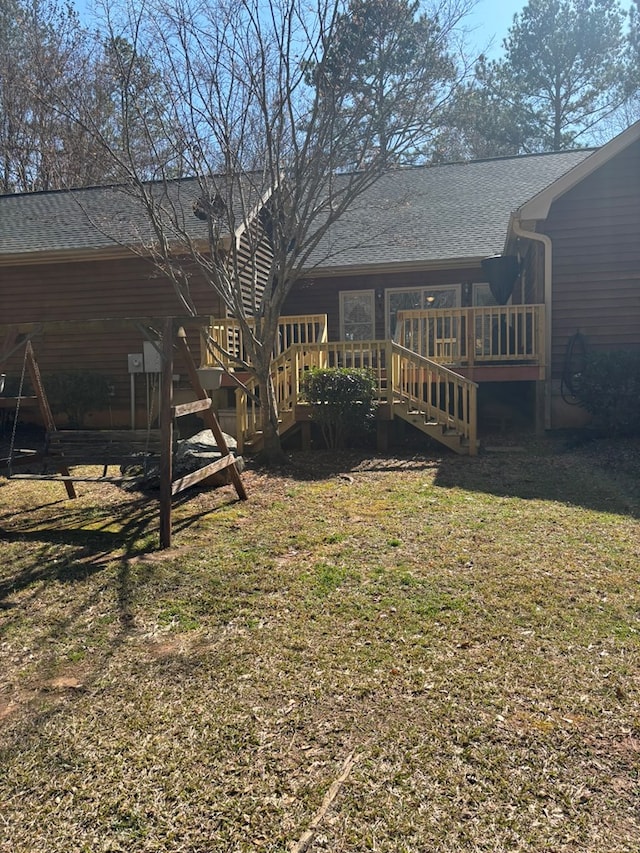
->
[254,356,287,466]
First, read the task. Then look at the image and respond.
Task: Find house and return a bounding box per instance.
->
[272,121,640,447]
[2,122,640,453]
[0,176,272,431]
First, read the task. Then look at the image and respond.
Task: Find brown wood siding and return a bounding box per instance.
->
[284,266,483,340]
[0,255,223,323]
[544,139,640,382]
[0,255,224,427]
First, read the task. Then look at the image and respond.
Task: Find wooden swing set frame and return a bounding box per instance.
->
[1,317,247,549]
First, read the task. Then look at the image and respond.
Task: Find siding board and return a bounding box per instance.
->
[544,138,640,390]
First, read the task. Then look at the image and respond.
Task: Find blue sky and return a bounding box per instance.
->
[76,0,634,59]
[465,0,527,57]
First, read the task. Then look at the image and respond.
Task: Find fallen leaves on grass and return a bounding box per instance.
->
[1,440,639,851]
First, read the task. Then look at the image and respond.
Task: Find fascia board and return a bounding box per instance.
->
[517,121,640,222]
[0,235,232,268]
[302,256,486,279]
[233,178,278,243]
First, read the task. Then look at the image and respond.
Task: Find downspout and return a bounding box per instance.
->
[510,216,553,430]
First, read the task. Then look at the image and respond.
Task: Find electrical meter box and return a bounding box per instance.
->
[143,341,163,373]
[127,353,144,374]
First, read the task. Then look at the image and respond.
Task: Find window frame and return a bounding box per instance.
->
[386,284,461,339]
[339,289,376,341]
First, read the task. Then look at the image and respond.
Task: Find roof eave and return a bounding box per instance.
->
[302,256,488,278]
[0,235,231,268]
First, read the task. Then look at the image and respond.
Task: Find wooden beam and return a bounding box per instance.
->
[159,319,174,549]
[171,453,236,496]
[175,327,247,502]
[172,398,213,418]
[0,397,39,408]
[0,316,210,336]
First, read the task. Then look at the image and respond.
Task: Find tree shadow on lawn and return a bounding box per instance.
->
[0,478,241,564]
[262,436,640,519]
[0,488,240,746]
[0,496,159,633]
[434,436,640,519]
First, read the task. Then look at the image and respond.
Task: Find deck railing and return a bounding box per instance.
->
[395,304,545,366]
[204,310,537,450]
[235,340,393,446]
[202,314,328,369]
[205,305,545,372]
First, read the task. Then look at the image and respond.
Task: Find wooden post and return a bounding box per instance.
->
[468,381,478,457]
[175,327,247,501]
[376,420,390,453]
[466,308,476,375]
[300,420,311,451]
[159,319,174,549]
[385,340,394,405]
[25,342,77,499]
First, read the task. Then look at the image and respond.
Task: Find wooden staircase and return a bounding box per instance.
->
[222,332,478,456]
[389,343,478,455]
[239,407,298,453]
[393,402,476,454]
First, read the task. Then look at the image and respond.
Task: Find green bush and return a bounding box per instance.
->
[301,367,377,449]
[574,350,640,436]
[45,371,112,428]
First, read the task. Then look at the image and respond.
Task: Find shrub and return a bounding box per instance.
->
[574,350,640,436]
[301,367,377,449]
[45,371,112,428]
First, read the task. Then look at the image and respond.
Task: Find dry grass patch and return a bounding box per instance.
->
[1,437,639,851]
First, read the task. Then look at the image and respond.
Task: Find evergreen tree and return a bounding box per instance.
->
[309,0,461,166]
[443,0,629,157]
[0,0,165,192]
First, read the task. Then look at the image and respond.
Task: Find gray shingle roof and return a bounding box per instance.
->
[0,150,593,266]
[308,149,593,270]
[0,176,265,259]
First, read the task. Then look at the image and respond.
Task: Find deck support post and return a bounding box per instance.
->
[376,420,390,453]
[534,380,546,435]
[300,421,311,451]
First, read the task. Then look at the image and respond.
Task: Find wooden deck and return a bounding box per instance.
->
[201,308,546,455]
[394,305,545,374]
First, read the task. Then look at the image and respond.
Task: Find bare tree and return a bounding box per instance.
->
[0,0,165,191]
[59,0,469,462]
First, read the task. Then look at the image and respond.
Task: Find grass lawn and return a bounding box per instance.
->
[1,436,639,852]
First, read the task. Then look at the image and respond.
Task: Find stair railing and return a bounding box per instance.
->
[391,343,477,449]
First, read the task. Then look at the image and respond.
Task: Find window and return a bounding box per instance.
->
[472,283,497,307]
[387,286,460,339]
[339,290,375,341]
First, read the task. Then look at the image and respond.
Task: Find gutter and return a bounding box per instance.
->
[510,215,553,430]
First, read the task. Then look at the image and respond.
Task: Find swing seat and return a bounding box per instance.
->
[43,429,164,468]
[6,429,167,483]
